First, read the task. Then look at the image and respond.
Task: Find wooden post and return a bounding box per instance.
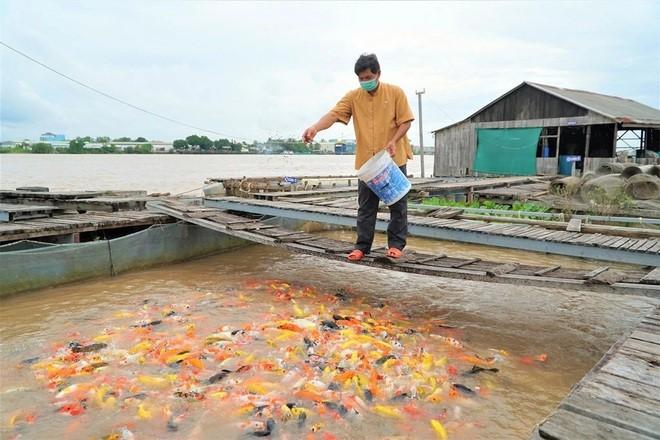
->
[584,125,591,174]
[612,122,618,160]
[556,126,561,158]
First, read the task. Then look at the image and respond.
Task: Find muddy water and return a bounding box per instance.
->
[1,242,656,440]
[0,154,433,195]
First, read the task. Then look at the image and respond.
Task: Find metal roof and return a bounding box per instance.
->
[527,82,660,125]
[433,81,660,132]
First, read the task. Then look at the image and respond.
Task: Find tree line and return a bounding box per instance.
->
[0,136,154,154]
[1,135,321,154]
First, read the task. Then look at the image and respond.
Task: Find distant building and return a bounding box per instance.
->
[84,141,174,152]
[317,142,336,153]
[40,132,65,142]
[334,139,356,155]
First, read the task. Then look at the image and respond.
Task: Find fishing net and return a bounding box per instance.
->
[620,165,643,179]
[581,172,597,183]
[624,174,660,200]
[549,176,582,196]
[595,162,625,175]
[640,164,660,177]
[580,174,626,202]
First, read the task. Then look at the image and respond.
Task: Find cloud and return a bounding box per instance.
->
[1,0,658,144]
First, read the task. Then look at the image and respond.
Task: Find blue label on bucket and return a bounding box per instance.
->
[365,162,411,205]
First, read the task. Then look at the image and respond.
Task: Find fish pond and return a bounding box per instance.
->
[0,241,656,440]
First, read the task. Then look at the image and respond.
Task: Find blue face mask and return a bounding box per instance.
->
[360,78,378,92]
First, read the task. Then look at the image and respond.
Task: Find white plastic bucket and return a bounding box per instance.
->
[202,183,225,197]
[357,150,411,205]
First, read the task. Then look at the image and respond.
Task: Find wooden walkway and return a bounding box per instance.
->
[149,201,660,297]
[0,190,151,213]
[0,211,171,242]
[205,196,660,266]
[533,305,660,439]
[242,176,551,201]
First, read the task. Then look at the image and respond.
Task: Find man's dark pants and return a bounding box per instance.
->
[355,165,408,253]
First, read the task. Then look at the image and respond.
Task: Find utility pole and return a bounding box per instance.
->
[416,89,426,178]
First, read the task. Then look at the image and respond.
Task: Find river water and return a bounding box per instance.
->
[0,154,657,439]
[0,154,434,195]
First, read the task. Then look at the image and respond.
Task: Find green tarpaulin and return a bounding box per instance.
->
[474,127,541,175]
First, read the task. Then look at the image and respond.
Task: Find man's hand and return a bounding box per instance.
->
[384,140,396,157]
[302,126,318,144]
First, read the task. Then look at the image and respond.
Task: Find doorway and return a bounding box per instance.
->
[558,126,586,174]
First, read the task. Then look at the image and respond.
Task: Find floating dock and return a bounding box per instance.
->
[0,210,172,243]
[533,305,660,439]
[150,201,660,297]
[205,196,660,266]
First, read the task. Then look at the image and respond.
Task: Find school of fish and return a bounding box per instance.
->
[4,280,547,439]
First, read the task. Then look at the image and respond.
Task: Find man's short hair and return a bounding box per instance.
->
[354,53,381,76]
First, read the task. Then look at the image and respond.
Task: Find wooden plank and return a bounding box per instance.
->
[583,266,610,280]
[486,263,519,277]
[591,371,660,404]
[428,207,464,219]
[579,379,660,418]
[630,330,660,346]
[417,254,447,264]
[534,265,561,276]
[561,391,660,439]
[538,408,653,440]
[638,240,657,252]
[276,233,315,243]
[621,338,660,357]
[586,270,626,286]
[630,240,651,251]
[619,346,660,364]
[608,237,631,249]
[621,239,642,250]
[599,353,660,387]
[640,268,660,285]
[566,218,582,232]
[451,258,481,268]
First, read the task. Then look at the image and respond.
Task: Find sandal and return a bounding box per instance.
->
[347,249,365,261]
[386,247,403,259]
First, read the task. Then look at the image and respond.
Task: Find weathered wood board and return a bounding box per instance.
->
[533,305,660,439]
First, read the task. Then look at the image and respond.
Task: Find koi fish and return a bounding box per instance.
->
[463,365,499,375]
[452,383,475,397]
[519,353,548,364]
[373,405,401,418]
[294,388,324,402]
[8,410,37,427]
[430,419,448,440]
[137,403,152,420]
[56,382,95,399]
[207,370,232,384]
[137,374,176,388]
[58,401,86,416]
[251,418,275,437]
[69,342,108,353]
[429,334,464,349]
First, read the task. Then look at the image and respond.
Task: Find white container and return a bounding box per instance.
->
[356,150,411,205]
[203,183,225,197]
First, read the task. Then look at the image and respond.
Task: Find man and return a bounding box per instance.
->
[302,53,414,261]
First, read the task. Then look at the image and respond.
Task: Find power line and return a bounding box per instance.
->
[0,41,252,141]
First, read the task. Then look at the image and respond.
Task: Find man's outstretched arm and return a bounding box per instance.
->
[302,113,340,143]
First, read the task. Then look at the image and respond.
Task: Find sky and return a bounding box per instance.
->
[1,1,659,146]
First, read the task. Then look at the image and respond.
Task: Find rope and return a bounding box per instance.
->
[173,185,206,196]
